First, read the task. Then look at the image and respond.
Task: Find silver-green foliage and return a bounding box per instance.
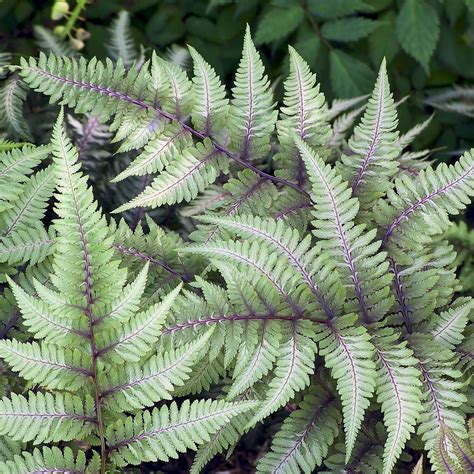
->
[1,28,473,474]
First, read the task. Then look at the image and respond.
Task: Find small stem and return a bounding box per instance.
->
[59,0,87,40]
[299,0,332,50]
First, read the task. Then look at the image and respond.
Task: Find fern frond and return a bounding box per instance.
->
[226,320,281,400]
[0,144,50,202]
[314,314,377,462]
[100,331,212,412]
[432,297,473,349]
[0,446,91,474]
[181,238,309,316]
[33,26,74,56]
[432,423,474,473]
[297,138,393,323]
[275,47,330,184]
[338,59,400,211]
[0,391,95,444]
[0,166,54,236]
[107,11,138,68]
[246,320,317,427]
[256,389,340,473]
[112,123,192,182]
[379,150,474,252]
[191,406,256,474]
[0,76,32,140]
[413,335,468,466]
[0,339,92,390]
[189,45,229,136]
[51,109,124,308]
[0,139,32,152]
[229,26,277,162]
[195,213,342,317]
[96,262,149,325]
[106,399,258,466]
[114,139,228,211]
[372,328,423,474]
[96,284,181,362]
[6,275,85,344]
[0,225,55,265]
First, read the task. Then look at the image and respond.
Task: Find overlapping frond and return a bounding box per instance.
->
[106,399,258,466]
[372,328,423,474]
[0,339,91,390]
[0,446,93,474]
[256,389,340,474]
[0,144,50,202]
[114,139,228,211]
[314,315,376,461]
[378,150,474,253]
[0,225,55,266]
[413,335,468,467]
[100,331,212,412]
[297,138,393,323]
[0,166,54,236]
[432,297,473,349]
[0,391,95,444]
[96,284,181,362]
[190,407,255,474]
[246,320,317,428]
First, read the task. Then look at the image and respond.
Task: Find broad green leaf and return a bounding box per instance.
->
[321,18,381,42]
[329,50,375,98]
[396,0,439,72]
[255,6,304,45]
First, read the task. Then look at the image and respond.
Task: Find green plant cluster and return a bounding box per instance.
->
[0,2,473,474]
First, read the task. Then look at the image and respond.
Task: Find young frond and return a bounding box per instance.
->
[51,109,124,307]
[338,59,401,212]
[189,45,229,136]
[275,47,330,184]
[229,26,277,162]
[33,26,74,56]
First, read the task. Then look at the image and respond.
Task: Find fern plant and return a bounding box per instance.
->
[0,112,255,472]
[1,27,473,473]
